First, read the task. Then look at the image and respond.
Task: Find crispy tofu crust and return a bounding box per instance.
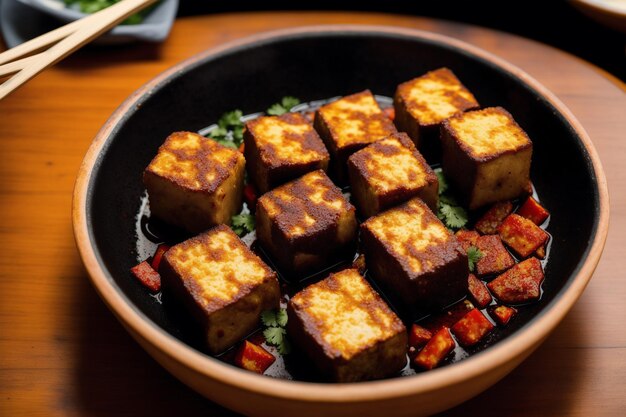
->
[160,225,280,354]
[361,198,468,311]
[143,131,245,233]
[244,113,330,193]
[256,170,357,275]
[441,107,533,209]
[347,132,438,217]
[287,269,407,382]
[314,90,397,180]
[394,68,479,151]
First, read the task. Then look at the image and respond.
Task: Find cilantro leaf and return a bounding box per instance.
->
[266,96,301,116]
[278,338,291,355]
[231,213,255,236]
[219,110,243,129]
[266,103,287,116]
[276,309,288,327]
[263,326,286,346]
[439,203,468,229]
[434,168,448,195]
[207,110,244,148]
[281,96,300,110]
[261,310,278,327]
[467,246,484,272]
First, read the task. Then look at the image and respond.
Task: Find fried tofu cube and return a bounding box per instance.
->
[467,273,492,309]
[413,327,455,370]
[394,68,479,151]
[143,132,245,233]
[450,308,494,347]
[487,257,544,304]
[474,201,514,235]
[160,225,280,354]
[314,90,398,181]
[243,113,330,193]
[287,269,407,382]
[498,214,549,258]
[441,107,533,210]
[361,198,468,311]
[347,132,438,218]
[455,229,480,252]
[256,170,357,275]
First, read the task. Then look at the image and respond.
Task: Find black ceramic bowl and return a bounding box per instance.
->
[73,26,608,417]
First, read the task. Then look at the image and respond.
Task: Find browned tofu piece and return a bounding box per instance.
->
[394,68,478,152]
[314,90,398,181]
[347,132,438,218]
[441,107,533,210]
[256,170,357,276]
[143,132,245,233]
[287,268,407,382]
[160,225,280,354]
[243,113,330,193]
[361,198,468,311]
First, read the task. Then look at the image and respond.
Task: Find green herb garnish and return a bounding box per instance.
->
[231,213,255,236]
[63,0,148,24]
[261,308,291,354]
[467,246,484,272]
[266,96,301,116]
[435,168,469,230]
[208,110,245,148]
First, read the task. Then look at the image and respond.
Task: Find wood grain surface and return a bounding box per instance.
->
[1,12,625,417]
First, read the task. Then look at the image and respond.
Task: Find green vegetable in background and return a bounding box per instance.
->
[266,96,301,116]
[62,0,148,24]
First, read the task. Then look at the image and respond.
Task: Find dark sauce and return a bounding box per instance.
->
[134,96,552,381]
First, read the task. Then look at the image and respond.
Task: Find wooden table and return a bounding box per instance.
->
[1,12,624,417]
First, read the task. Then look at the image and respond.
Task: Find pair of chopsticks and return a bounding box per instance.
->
[0,0,157,100]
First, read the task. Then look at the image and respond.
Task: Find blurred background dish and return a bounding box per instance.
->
[571,0,626,34]
[0,0,178,46]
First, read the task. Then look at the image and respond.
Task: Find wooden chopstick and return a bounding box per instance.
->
[0,0,158,100]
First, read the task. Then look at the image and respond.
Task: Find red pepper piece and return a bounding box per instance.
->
[243,184,258,211]
[409,324,433,349]
[536,245,546,259]
[475,201,513,235]
[467,273,492,308]
[451,308,494,347]
[150,243,171,272]
[238,142,245,153]
[130,261,161,292]
[498,214,549,258]
[487,257,544,304]
[234,340,276,374]
[382,107,395,121]
[489,305,517,326]
[517,196,550,225]
[455,229,480,252]
[475,235,515,277]
[414,328,455,370]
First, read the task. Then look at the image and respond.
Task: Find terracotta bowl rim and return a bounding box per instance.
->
[72,24,610,403]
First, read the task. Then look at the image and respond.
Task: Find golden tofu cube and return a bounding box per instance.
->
[244,113,330,193]
[256,170,357,276]
[160,225,280,354]
[347,132,438,218]
[394,68,479,154]
[143,132,245,233]
[314,90,397,181]
[441,107,533,210]
[287,268,407,382]
[361,198,468,312]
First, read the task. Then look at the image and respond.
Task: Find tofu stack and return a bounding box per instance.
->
[244,113,329,193]
[314,90,398,181]
[160,225,280,354]
[143,131,245,234]
[287,269,407,382]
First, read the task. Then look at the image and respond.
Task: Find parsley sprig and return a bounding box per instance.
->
[231,213,255,236]
[467,246,484,272]
[435,168,469,230]
[207,110,244,149]
[261,309,291,354]
[266,96,301,116]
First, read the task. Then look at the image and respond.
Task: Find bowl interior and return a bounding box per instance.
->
[86,30,599,380]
